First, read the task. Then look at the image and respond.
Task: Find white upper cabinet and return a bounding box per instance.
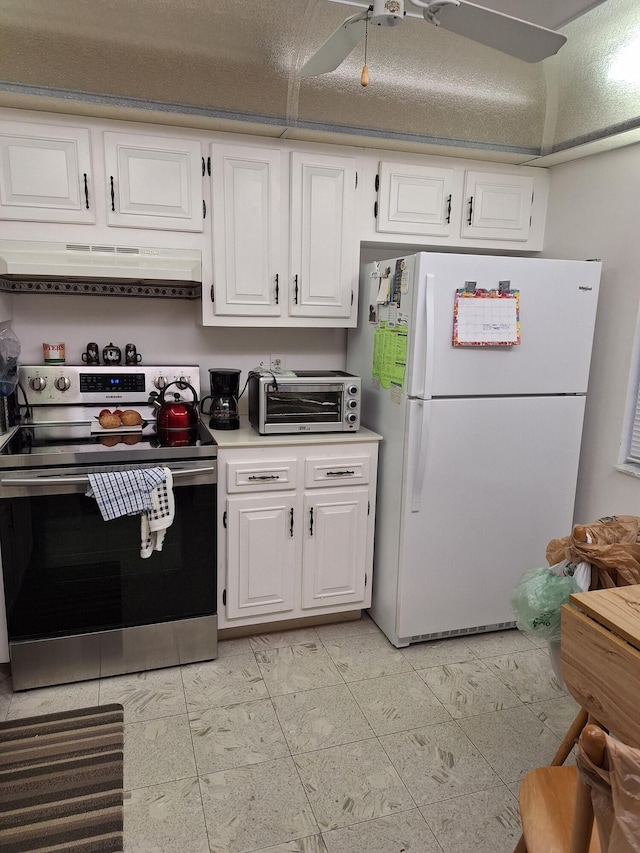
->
[104,132,204,231]
[206,142,358,327]
[376,161,455,237]
[210,143,284,317]
[368,156,547,251]
[461,170,534,241]
[289,152,357,320]
[0,121,95,224]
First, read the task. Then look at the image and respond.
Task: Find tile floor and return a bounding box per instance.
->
[0,616,581,853]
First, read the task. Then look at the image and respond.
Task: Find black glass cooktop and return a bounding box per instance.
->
[0,419,216,469]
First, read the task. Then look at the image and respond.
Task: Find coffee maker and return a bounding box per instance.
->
[201,368,241,430]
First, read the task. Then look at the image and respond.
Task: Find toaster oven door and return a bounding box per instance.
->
[264,383,344,430]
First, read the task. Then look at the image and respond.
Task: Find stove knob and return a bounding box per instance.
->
[347,384,359,396]
[346,398,358,409]
[346,412,358,424]
[55,376,71,392]
[154,376,168,390]
[30,376,47,392]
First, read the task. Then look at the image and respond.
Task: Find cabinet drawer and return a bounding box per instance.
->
[227,459,297,492]
[304,455,370,488]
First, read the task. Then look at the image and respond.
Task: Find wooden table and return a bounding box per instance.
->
[561,585,640,747]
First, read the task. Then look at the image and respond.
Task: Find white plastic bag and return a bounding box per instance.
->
[549,558,592,592]
[0,325,20,396]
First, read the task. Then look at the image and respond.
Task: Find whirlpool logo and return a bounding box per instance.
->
[578,286,593,291]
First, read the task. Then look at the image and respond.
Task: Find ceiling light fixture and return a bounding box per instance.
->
[608,34,640,86]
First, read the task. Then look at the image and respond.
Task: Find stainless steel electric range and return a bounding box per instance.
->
[0,364,217,690]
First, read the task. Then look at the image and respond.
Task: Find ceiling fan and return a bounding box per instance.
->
[299,0,568,82]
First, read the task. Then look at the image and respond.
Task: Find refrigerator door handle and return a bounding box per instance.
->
[410,399,431,512]
[412,273,435,400]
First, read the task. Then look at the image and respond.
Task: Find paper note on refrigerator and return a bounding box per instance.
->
[372,324,407,391]
[453,289,520,346]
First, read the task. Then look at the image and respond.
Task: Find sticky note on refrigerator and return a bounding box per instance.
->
[377,275,391,304]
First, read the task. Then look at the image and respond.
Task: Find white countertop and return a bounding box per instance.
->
[206,423,382,449]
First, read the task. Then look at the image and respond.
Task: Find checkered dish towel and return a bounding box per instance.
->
[140,467,175,559]
[86,468,167,521]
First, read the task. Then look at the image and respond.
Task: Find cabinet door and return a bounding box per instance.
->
[302,488,369,609]
[461,171,534,241]
[376,161,454,236]
[0,122,94,223]
[210,144,284,316]
[225,494,298,619]
[104,132,203,231]
[289,152,357,320]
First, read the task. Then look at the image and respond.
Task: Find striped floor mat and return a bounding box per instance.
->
[0,704,124,853]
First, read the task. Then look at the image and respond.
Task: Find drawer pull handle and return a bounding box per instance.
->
[290,507,294,538]
[309,506,314,536]
[248,474,279,481]
[326,470,355,476]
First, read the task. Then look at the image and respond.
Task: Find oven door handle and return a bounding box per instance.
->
[0,466,216,487]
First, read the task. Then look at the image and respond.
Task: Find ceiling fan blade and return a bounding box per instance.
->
[424,1,567,62]
[299,11,369,77]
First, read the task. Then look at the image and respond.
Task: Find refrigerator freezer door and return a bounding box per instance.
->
[406,253,601,398]
[395,395,586,644]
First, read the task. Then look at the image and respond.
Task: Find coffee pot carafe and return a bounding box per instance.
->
[200,368,241,430]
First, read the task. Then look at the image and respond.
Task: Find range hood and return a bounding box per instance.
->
[0,240,203,300]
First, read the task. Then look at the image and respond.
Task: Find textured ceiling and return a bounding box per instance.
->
[0,0,636,163]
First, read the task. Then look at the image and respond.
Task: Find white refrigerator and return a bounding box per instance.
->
[347,252,601,648]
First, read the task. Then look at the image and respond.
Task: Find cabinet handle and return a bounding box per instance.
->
[110,176,115,212]
[275,274,279,305]
[202,157,205,176]
[294,275,299,305]
[326,470,355,477]
[203,199,206,219]
[290,507,294,538]
[309,506,314,536]
[445,194,451,224]
[248,474,279,481]
[83,173,89,209]
[207,156,211,176]
[467,196,474,225]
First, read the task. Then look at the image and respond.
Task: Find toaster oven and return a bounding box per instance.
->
[248,370,361,434]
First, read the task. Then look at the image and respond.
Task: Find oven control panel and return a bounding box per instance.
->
[18,365,200,406]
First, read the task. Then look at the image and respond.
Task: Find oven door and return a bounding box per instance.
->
[0,461,217,687]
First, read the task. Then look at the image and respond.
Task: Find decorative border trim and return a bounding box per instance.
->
[0,82,541,157]
[0,276,201,300]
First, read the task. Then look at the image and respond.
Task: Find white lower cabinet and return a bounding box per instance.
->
[218,440,378,631]
[226,493,299,619]
[302,489,369,609]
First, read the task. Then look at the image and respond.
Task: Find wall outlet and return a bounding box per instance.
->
[270,354,286,371]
